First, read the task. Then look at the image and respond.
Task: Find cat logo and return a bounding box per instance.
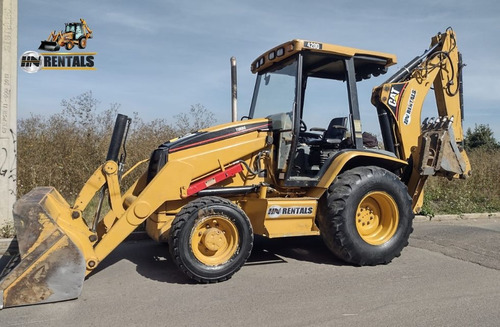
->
[388,87,400,108]
[385,83,407,114]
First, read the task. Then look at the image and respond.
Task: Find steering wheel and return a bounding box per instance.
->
[300,119,307,133]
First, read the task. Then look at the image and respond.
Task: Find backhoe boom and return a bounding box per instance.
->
[371,28,471,211]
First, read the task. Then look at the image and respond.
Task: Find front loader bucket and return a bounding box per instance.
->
[0,187,86,309]
[38,41,60,52]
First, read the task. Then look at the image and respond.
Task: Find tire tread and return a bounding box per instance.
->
[318,166,414,266]
[169,196,253,283]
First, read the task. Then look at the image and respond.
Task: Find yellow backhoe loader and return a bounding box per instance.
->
[0,28,470,308]
[39,18,93,52]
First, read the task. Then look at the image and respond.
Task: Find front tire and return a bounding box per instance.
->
[169,196,253,282]
[317,166,414,265]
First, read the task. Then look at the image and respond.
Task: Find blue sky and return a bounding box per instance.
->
[17,0,500,138]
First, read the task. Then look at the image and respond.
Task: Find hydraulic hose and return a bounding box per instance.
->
[384,42,442,84]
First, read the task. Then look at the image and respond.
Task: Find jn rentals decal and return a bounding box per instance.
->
[267,205,314,218]
[403,89,417,125]
[20,51,96,73]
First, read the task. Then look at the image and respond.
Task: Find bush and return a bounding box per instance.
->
[421,148,500,215]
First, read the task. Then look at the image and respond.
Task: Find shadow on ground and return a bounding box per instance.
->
[0,234,344,285]
[0,239,20,279]
[88,234,344,284]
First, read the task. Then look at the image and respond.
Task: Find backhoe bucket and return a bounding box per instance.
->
[416,117,471,179]
[0,187,86,309]
[38,41,60,52]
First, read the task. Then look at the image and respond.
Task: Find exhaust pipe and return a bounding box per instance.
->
[231,57,238,122]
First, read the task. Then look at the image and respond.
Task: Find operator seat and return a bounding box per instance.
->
[308,117,348,148]
[323,117,348,147]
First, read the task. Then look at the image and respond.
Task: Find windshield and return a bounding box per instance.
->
[65,24,75,33]
[249,59,297,119]
[75,25,83,39]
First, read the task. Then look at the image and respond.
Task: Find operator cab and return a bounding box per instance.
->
[64,23,84,40]
[249,39,396,186]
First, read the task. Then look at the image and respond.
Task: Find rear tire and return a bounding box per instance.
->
[78,37,87,49]
[169,196,253,282]
[317,166,414,265]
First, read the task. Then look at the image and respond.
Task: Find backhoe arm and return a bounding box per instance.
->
[80,18,93,38]
[371,28,471,211]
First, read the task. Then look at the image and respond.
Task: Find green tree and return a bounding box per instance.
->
[464,124,500,151]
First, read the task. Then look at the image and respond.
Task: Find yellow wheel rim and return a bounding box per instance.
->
[355,191,399,245]
[191,216,239,266]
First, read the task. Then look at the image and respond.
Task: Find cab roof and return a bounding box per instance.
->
[251,39,397,79]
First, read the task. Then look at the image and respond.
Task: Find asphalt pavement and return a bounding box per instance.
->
[0,215,499,326]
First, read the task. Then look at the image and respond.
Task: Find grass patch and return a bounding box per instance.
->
[421,148,500,215]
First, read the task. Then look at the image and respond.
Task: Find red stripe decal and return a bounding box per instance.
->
[170,123,270,153]
[395,83,408,119]
[185,163,244,197]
